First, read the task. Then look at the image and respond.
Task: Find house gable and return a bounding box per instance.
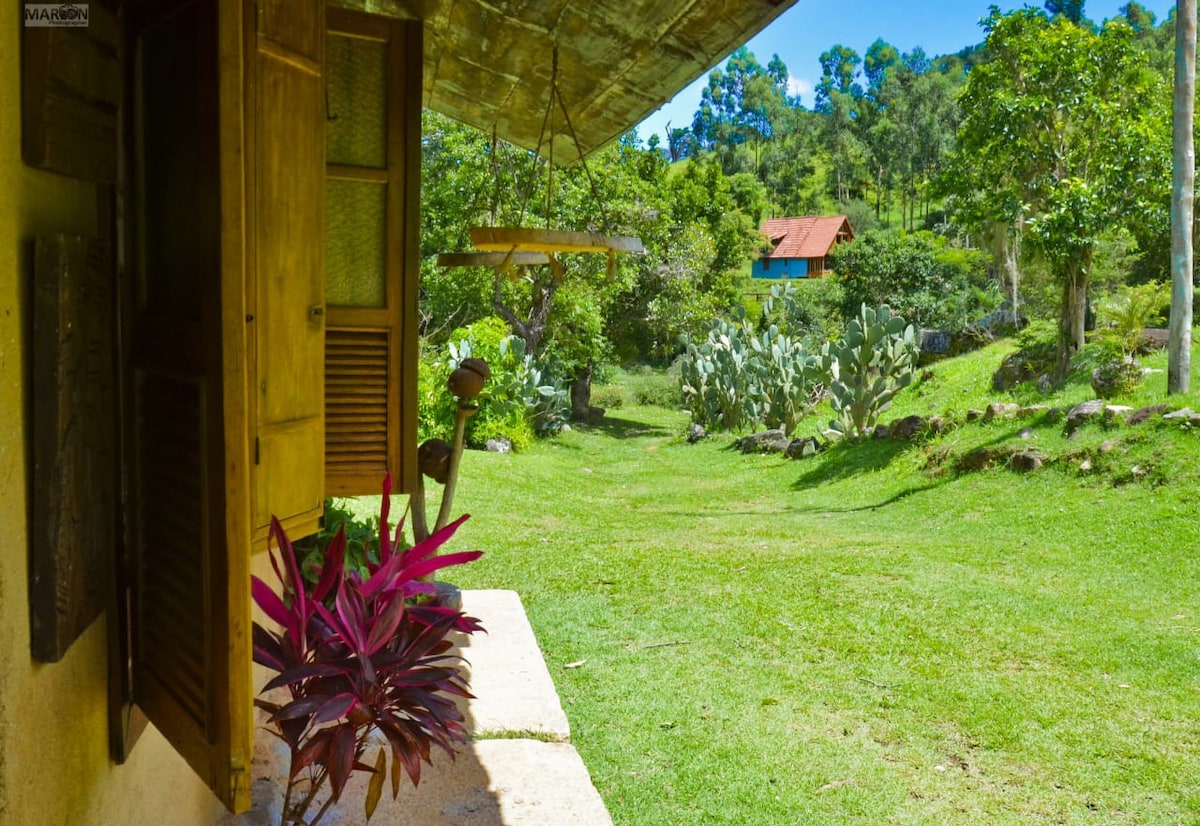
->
[753,215,854,279]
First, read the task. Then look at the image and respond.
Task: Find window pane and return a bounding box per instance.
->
[326,179,386,307]
[326,34,386,167]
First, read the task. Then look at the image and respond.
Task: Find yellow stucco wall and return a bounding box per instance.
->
[0,13,229,826]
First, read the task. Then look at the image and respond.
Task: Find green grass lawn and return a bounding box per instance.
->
[374,347,1200,824]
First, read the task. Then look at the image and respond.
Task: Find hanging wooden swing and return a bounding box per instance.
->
[436,47,643,282]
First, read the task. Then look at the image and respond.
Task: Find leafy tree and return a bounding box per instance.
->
[943,9,1170,370]
[1045,0,1088,24]
[691,47,793,174]
[828,229,994,330]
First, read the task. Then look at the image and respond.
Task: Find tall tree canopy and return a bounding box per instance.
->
[1045,0,1088,23]
[944,9,1170,369]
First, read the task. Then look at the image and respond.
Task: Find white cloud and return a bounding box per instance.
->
[787,76,813,104]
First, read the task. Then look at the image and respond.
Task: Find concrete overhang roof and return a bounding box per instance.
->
[332,0,799,163]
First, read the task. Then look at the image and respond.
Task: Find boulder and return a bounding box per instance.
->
[1163,407,1200,424]
[1098,439,1119,454]
[486,437,513,454]
[992,351,1040,391]
[1017,405,1049,418]
[1066,400,1106,430]
[686,423,707,444]
[1138,327,1169,352]
[872,423,891,440]
[983,402,1020,422]
[1009,450,1043,473]
[785,437,821,460]
[927,416,947,435]
[737,429,788,454]
[957,447,1006,472]
[966,408,985,422]
[888,415,927,440]
[1127,404,1170,425]
[1103,405,1134,422]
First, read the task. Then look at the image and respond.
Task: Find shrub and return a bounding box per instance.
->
[421,317,570,449]
[1093,281,1170,358]
[829,229,996,331]
[252,476,482,826]
[294,500,392,588]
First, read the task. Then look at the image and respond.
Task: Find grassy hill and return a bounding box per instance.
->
[361,340,1200,824]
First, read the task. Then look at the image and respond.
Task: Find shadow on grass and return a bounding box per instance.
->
[790,438,913,489]
[579,415,674,440]
[789,480,949,513]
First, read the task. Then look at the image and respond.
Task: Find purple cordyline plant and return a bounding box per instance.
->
[252,474,483,826]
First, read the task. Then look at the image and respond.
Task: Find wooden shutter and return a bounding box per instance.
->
[115,0,252,811]
[248,0,327,541]
[323,12,420,496]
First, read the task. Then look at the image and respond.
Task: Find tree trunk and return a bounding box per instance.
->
[492,271,557,354]
[1169,0,1196,394]
[875,166,882,218]
[984,220,1022,314]
[570,360,594,421]
[1057,252,1092,374]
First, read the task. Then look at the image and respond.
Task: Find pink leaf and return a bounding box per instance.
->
[334,579,368,653]
[328,724,358,801]
[364,594,407,656]
[251,576,292,629]
[313,527,347,603]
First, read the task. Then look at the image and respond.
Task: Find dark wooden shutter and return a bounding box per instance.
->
[323,12,420,496]
[116,0,252,811]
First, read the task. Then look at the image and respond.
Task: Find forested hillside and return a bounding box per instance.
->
[418,1,1183,429]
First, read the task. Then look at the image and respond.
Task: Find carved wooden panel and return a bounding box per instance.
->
[30,234,117,662]
[21,4,121,181]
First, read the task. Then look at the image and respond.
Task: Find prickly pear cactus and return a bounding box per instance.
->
[680,306,819,436]
[820,304,920,439]
[680,316,756,433]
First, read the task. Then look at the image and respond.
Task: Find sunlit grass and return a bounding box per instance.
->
[360,345,1200,824]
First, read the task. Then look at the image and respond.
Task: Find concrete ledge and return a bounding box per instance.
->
[455,589,571,741]
[339,739,612,825]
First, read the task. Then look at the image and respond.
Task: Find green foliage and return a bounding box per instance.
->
[417,353,455,444]
[1088,356,1144,398]
[829,229,996,330]
[820,304,919,438]
[1093,280,1171,357]
[449,318,570,441]
[294,499,388,588]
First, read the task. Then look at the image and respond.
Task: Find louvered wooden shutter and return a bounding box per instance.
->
[323,12,420,496]
[249,0,327,541]
[118,0,252,811]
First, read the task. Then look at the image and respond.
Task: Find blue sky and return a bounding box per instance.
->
[636,0,1177,143]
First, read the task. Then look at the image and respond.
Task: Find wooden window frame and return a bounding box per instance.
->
[323,10,420,497]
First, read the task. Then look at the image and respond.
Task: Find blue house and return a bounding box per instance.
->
[752,215,854,279]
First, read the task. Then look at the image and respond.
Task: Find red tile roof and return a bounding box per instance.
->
[760,215,853,260]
